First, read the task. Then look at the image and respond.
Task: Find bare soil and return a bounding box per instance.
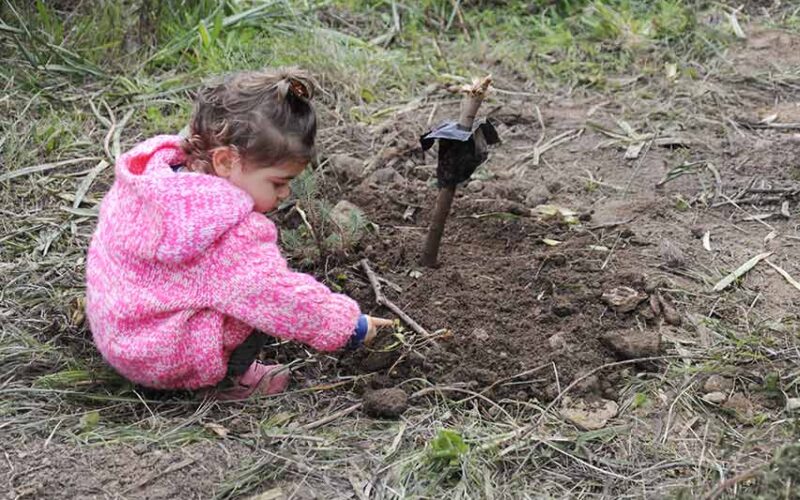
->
[5,18,800,500]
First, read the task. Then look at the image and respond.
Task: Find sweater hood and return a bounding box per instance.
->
[104,135,254,265]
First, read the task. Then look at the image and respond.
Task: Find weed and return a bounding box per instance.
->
[428,428,469,472]
[280,170,371,265]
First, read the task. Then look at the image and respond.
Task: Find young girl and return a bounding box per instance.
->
[86,68,392,399]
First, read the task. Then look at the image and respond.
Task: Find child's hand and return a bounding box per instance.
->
[364,316,394,346]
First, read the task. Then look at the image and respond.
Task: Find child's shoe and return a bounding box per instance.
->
[216,361,290,400]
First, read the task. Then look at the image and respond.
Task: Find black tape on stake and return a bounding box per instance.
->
[420,119,501,188]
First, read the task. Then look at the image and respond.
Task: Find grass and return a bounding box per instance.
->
[3,0,800,498]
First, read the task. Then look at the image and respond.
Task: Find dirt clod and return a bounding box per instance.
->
[548,333,567,350]
[659,240,687,268]
[552,301,576,317]
[723,393,757,423]
[330,200,364,229]
[367,167,405,185]
[560,397,619,430]
[690,225,707,238]
[328,153,364,181]
[644,276,666,294]
[363,388,409,418]
[658,295,682,326]
[703,375,734,393]
[525,186,550,207]
[573,371,600,393]
[601,329,661,359]
[702,391,728,404]
[472,328,490,342]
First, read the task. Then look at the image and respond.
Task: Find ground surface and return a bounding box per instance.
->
[2,1,800,499]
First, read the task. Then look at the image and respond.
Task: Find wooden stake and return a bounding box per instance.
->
[421,75,491,267]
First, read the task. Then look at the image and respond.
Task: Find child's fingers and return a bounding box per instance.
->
[370,317,394,327]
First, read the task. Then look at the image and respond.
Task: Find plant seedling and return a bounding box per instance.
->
[419,75,500,267]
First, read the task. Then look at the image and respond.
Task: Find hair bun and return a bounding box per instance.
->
[275,68,315,100]
[287,77,312,100]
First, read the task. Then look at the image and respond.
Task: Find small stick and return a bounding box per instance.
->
[302,403,362,430]
[746,186,800,194]
[703,465,764,500]
[765,259,800,292]
[360,259,430,337]
[421,75,492,267]
[587,215,638,231]
[706,162,723,199]
[122,458,196,494]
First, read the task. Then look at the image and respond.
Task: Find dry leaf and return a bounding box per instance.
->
[760,113,778,124]
[533,204,580,225]
[542,238,561,246]
[712,252,772,292]
[204,422,230,437]
[665,63,678,80]
[765,260,800,292]
[727,10,746,39]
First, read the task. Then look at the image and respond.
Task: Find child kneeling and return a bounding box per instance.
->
[86,68,391,399]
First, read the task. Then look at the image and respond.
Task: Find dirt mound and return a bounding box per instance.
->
[334,187,668,401]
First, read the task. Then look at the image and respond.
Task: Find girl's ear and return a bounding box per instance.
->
[211,147,236,178]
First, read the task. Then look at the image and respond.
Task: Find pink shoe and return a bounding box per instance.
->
[216,361,290,400]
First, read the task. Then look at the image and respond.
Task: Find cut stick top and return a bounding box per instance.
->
[460,75,493,96]
[458,75,492,129]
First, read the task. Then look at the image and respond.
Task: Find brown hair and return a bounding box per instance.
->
[182,67,318,173]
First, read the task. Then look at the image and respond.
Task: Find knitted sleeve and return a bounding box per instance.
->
[202,213,361,352]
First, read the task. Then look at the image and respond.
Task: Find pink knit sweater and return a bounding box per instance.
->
[86,135,360,389]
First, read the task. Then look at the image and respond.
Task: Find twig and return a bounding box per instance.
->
[0,156,99,182]
[623,138,654,195]
[515,127,583,173]
[122,457,196,494]
[302,403,362,430]
[705,162,723,199]
[600,231,623,270]
[72,160,110,208]
[703,464,764,500]
[101,99,117,162]
[765,259,800,292]
[738,120,800,130]
[410,384,516,421]
[711,196,787,207]
[360,259,430,337]
[747,186,800,194]
[587,216,637,231]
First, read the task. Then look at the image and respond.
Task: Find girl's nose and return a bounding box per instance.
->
[277,185,291,199]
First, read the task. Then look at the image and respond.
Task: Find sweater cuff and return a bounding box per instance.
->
[347,315,369,350]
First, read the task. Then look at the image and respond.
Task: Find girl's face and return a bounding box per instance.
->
[212,148,306,213]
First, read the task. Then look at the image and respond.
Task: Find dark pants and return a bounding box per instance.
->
[226,331,270,377]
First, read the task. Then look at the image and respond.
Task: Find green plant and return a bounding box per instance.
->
[280,170,370,265]
[427,429,469,471]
